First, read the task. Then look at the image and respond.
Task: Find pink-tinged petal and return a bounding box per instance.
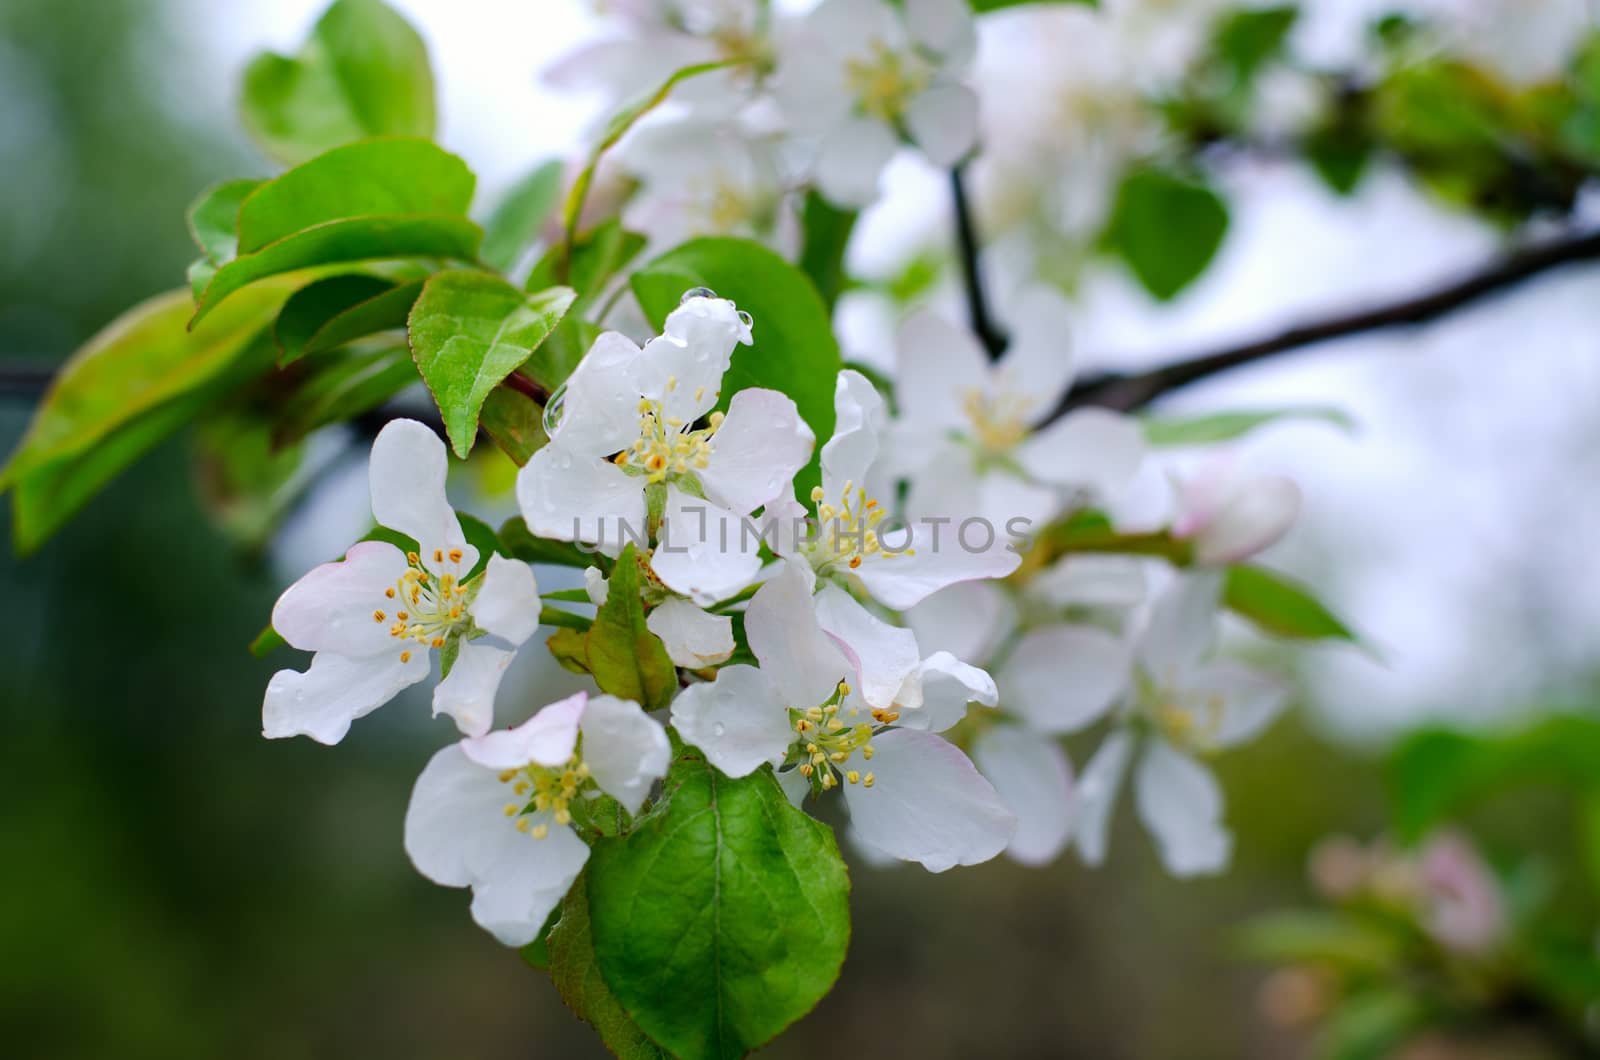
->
[898,651,997,733]
[1138,572,1223,679]
[1420,830,1507,954]
[579,694,671,816]
[516,442,647,556]
[894,310,987,430]
[853,519,1022,610]
[646,597,735,668]
[841,728,1015,872]
[745,561,851,709]
[651,485,763,605]
[1184,660,1290,749]
[432,640,515,738]
[699,388,815,515]
[552,331,645,457]
[462,691,589,771]
[272,540,409,656]
[470,554,540,646]
[998,624,1130,734]
[262,648,428,745]
[369,419,472,564]
[905,581,1017,665]
[821,369,888,501]
[1134,740,1231,877]
[972,725,1075,867]
[905,81,977,167]
[814,116,898,208]
[997,287,1077,420]
[1187,473,1301,565]
[670,665,793,778]
[813,585,922,712]
[1015,407,1145,495]
[1070,730,1133,867]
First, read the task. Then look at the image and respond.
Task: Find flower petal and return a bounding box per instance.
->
[841,728,1015,872]
[1138,572,1223,678]
[633,303,744,426]
[894,310,987,430]
[551,331,645,457]
[1185,660,1291,749]
[1134,740,1232,877]
[814,116,898,208]
[905,81,977,167]
[579,694,672,815]
[996,286,1077,420]
[998,624,1130,734]
[263,649,428,745]
[699,388,815,515]
[517,441,648,555]
[470,554,541,646]
[821,369,889,502]
[432,640,515,738]
[904,0,975,59]
[670,665,793,777]
[369,419,472,563]
[813,585,922,711]
[1070,730,1133,867]
[972,725,1074,867]
[1187,473,1301,566]
[854,519,1022,610]
[467,819,591,947]
[898,651,997,733]
[405,744,518,889]
[1026,554,1147,611]
[1014,408,1145,496]
[271,540,409,656]
[651,485,763,605]
[461,691,589,771]
[646,597,735,668]
[904,580,1017,664]
[745,561,851,709]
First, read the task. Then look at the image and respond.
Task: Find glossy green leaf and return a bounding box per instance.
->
[1212,6,1297,85]
[481,159,564,275]
[524,220,644,388]
[240,0,435,167]
[586,756,851,1059]
[478,386,547,465]
[631,237,841,498]
[193,412,319,550]
[250,625,288,658]
[192,139,480,325]
[274,274,396,364]
[407,271,574,457]
[272,343,419,447]
[1106,168,1229,301]
[1142,406,1356,446]
[290,278,422,363]
[798,191,857,309]
[584,545,677,710]
[548,878,670,1060]
[1224,564,1357,642]
[187,179,265,265]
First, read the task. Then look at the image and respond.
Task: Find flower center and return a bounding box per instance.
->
[961,387,1033,455]
[844,40,928,122]
[375,548,474,663]
[1142,675,1227,753]
[802,480,911,573]
[786,682,882,793]
[499,753,594,839]
[616,392,724,483]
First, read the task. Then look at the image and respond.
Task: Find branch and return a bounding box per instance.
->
[0,361,55,399]
[1058,227,1600,415]
[949,164,1005,359]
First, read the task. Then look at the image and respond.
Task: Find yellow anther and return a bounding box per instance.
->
[554,808,572,826]
[407,551,420,564]
[513,781,530,795]
[694,385,706,402]
[504,804,519,817]
[399,651,412,663]
[708,410,724,428]
[666,375,678,392]
[431,637,445,649]
[397,612,409,621]
[515,817,531,833]
[863,773,875,788]
[373,610,386,622]
[448,548,463,564]
[820,772,836,790]
[847,770,861,784]
[433,549,443,563]
[795,719,812,733]
[799,764,814,778]
[806,743,820,755]
[385,588,396,599]
[862,745,875,760]
[837,681,850,697]
[531,823,549,839]
[498,770,515,783]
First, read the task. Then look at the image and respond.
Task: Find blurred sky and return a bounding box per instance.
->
[161,0,1600,741]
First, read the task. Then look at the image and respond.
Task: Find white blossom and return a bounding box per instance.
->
[1172,458,1301,566]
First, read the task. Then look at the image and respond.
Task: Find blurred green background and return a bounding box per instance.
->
[0,1,1594,1057]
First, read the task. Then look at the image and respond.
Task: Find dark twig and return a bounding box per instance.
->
[1057,227,1600,416]
[950,164,1005,359]
[0,361,56,399]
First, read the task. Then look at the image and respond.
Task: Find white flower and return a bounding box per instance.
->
[1172,459,1301,566]
[671,560,1014,871]
[767,368,1023,610]
[890,289,1146,532]
[646,596,736,668]
[773,0,978,206]
[404,690,671,946]
[264,420,541,745]
[617,119,787,249]
[516,293,814,604]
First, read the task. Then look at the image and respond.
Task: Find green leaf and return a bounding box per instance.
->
[630,237,841,498]
[1106,168,1229,300]
[1224,564,1357,642]
[498,516,594,569]
[194,412,316,549]
[969,0,1096,10]
[240,0,435,167]
[481,160,564,275]
[1143,406,1357,446]
[288,278,423,364]
[1212,6,1298,85]
[1319,990,1424,1060]
[272,342,419,446]
[478,386,548,466]
[2,282,297,550]
[407,271,575,457]
[188,179,265,265]
[586,757,851,1059]
[1235,910,1401,973]
[523,220,645,388]
[798,191,857,309]
[250,624,288,658]
[192,139,480,325]
[1306,122,1372,196]
[585,545,677,710]
[274,274,396,364]
[548,877,671,1059]
[560,60,746,264]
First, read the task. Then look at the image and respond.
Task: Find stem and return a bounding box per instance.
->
[950,164,1005,359]
[503,370,550,405]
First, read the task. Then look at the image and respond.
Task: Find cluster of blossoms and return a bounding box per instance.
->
[263,290,1308,945]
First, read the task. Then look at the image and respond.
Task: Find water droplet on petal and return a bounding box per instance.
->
[682,286,716,303]
[711,722,726,738]
[737,310,753,328]
[542,382,568,435]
